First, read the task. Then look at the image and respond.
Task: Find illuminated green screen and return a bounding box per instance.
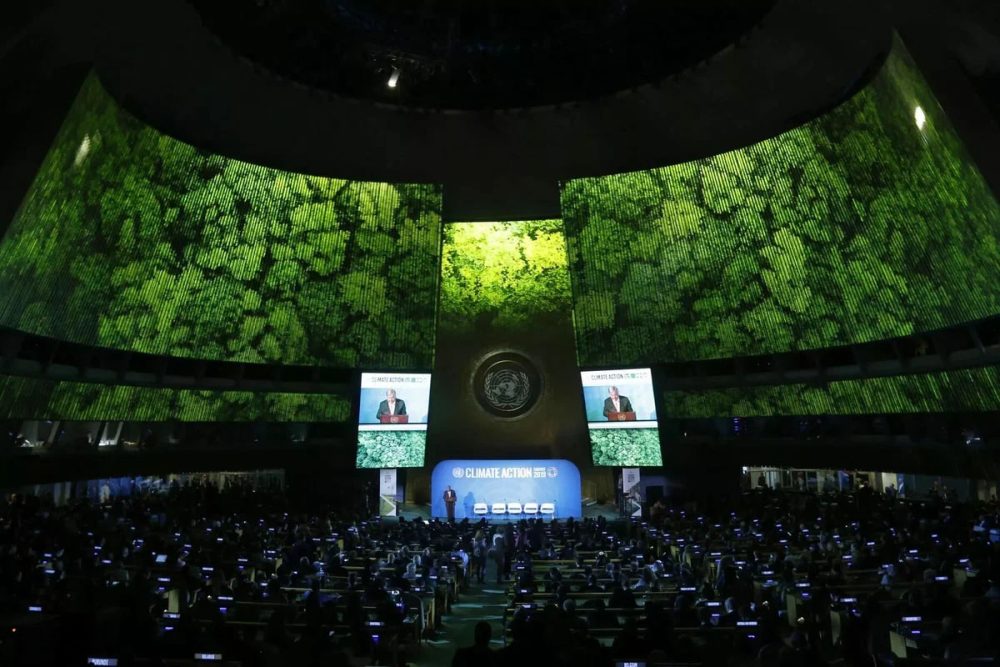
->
[439,220,572,334]
[435,220,588,463]
[355,371,430,468]
[589,428,662,466]
[582,367,663,466]
[0,75,442,369]
[663,366,1000,417]
[356,431,426,468]
[562,40,1000,367]
[0,375,350,422]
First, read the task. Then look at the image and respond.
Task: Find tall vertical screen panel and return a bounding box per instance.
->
[561,39,1000,367]
[429,220,587,462]
[581,368,662,466]
[356,372,432,468]
[0,74,443,369]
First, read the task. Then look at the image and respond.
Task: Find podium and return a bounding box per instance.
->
[379,414,409,424]
[606,411,636,421]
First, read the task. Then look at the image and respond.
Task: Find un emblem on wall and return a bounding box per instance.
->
[484,367,530,410]
[474,352,541,418]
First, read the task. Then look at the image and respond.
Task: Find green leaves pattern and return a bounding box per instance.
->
[589,428,663,466]
[439,221,571,334]
[355,430,426,468]
[0,75,442,370]
[662,366,1000,418]
[562,41,1000,365]
[0,375,350,422]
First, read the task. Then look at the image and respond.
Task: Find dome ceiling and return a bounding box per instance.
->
[188,0,776,109]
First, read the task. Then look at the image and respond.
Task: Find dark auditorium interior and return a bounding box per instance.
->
[4,0,1000,665]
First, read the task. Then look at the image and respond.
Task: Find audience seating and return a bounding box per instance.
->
[2,481,998,666]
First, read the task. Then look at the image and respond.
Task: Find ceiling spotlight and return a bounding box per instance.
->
[914,106,926,130]
[387,69,401,89]
[74,134,92,167]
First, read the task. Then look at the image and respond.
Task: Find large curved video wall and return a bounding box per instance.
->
[0,75,442,369]
[562,40,1000,367]
[6,36,1000,439]
[663,366,1000,418]
[0,375,350,422]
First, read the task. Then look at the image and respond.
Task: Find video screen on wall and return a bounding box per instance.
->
[356,372,431,468]
[581,368,663,466]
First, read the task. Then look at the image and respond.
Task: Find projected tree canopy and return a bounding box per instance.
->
[5,42,1000,427]
[430,220,587,463]
[0,75,442,369]
[439,220,572,334]
[662,366,1000,418]
[562,41,1000,366]
[356,431,426,468]
[589,428,662,467]
[0,375,350,422]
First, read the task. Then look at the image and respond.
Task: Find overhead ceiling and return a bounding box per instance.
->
[188,0,777,109]
[1,0,890,222]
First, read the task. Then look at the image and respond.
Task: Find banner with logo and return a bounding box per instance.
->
[379,468,397,517]
[430,459,582,519]
[622,467,641,518]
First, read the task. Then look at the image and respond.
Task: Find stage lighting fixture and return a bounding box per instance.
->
[387,69,401,88]
[914,106,926,130]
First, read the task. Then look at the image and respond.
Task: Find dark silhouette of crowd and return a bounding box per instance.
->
[456,485,1000,667]
[0,478,472,666]
[1,477,999,666]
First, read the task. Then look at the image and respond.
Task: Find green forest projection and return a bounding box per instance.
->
[663,366,1000,418]
[0,375,350,422]
[439,220,571,333]
[562,40,1000,366]
[590,428,663,466]
[0,74,442,370]
[356,431,426,468]
[432,221,597,465]
[358,221,573,469]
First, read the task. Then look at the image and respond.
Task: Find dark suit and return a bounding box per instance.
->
[443,489,457,521]
[603,396,633,419]
[452,645,495,667]
[376,399,407,421]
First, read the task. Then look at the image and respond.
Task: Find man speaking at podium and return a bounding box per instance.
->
[376,388,407,421]
[443,485,457,521]
[602,386,633,419]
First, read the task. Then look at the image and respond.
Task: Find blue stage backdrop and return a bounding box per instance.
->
[431,459,582,520]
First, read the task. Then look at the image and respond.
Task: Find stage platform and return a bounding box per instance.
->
[394,499,620,522]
